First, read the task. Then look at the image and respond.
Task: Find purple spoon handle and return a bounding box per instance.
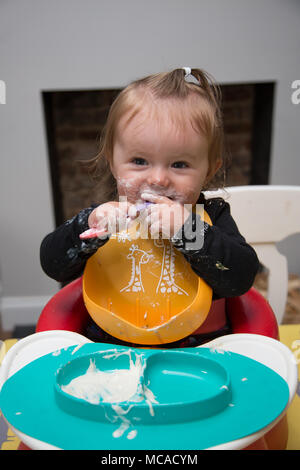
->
[134,201,153,211]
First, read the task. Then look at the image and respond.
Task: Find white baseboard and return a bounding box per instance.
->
[1,296,52,331]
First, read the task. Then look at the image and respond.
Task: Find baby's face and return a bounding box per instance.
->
[110,99,211,206]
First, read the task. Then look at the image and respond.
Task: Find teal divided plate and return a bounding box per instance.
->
[0,343,289,450]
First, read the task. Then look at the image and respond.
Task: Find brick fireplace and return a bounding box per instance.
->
[43,83,274,226]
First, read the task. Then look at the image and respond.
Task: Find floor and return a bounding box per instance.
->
[1,272,300,340]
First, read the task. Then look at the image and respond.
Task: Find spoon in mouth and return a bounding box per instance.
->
[141,192,177,202]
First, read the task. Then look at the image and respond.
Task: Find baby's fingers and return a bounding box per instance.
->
[148,220,163,239]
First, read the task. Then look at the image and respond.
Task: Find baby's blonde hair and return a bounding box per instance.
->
[89,68,225,202]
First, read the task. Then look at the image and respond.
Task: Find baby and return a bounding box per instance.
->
[40,67,259,347]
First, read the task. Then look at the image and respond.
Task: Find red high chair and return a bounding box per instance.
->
[35,276,279,339]
[19,276,284,450]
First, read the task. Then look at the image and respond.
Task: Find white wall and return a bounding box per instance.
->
[0,0,300,329]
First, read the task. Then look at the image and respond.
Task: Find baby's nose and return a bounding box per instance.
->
[147,167,170,187]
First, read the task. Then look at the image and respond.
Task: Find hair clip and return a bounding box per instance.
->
[182,67,192,77]
[182,66,200,85]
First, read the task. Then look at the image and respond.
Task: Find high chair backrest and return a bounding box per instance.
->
[204,185,300,324]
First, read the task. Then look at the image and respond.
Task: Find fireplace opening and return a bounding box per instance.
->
[42,82,275,227]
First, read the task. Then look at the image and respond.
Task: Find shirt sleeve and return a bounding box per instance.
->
[40,206,111,283]
[170,197,259,299]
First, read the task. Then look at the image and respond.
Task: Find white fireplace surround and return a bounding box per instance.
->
[0,0,300,329]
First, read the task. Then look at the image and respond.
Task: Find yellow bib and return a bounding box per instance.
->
[83,207,212,345]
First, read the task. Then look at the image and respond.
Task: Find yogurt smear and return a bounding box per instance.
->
[61,352,144,405]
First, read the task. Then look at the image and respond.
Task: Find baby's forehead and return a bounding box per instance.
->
[118,94,206,140]
[115,105,208,159]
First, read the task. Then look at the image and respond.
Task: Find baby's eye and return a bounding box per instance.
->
[172,161,188,169]
[132,157,147,166]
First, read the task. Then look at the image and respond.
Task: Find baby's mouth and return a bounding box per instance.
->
[138,191,177,202]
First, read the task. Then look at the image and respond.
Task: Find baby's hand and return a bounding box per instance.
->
[80,201,133,239]
[140,192,190,239]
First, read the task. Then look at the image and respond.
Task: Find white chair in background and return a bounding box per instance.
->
[204,185,300,324]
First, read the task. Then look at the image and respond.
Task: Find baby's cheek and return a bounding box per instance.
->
[177,187,201,205]
[116,177,141,202]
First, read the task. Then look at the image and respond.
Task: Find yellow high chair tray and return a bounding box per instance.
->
[83,208,212,345]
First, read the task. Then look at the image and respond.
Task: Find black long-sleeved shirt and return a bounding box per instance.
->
[40,193,259,300]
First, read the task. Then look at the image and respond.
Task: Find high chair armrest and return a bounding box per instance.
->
[226,287,279,340]
[36,277,89,333]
